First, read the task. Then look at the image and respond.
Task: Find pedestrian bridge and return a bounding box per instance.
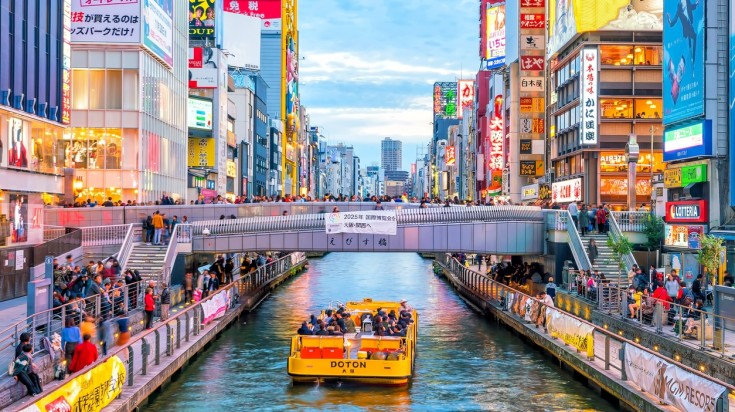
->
[188,206,547,255]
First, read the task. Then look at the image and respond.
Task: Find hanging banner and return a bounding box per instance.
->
[325,211,397,236]
[624,343,726,411]
[545,308,594,358]
[21,356,126,412]
[201,289,230,324]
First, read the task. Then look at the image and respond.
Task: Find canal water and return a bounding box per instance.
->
[144,253,615,411]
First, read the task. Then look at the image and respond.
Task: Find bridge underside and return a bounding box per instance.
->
[192,221,545,255]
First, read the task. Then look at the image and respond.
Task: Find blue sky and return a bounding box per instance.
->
[299,0,479,170]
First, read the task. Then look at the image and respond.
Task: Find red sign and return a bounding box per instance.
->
[224,0,282,18]
[488,95,504,173]
[520,14,545,28]
[188,47,203,68]
[521,0,545,7]
[446,146,456,166]
[520,55,545,71]
[666,200,708,223]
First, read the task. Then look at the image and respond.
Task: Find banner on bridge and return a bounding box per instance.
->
[202,289,230,325]
[545,308,594,359]
[325,211,397,236]
[20,355,126,412]
[624,343,726,411]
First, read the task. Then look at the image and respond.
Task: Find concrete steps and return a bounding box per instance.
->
[126,243,167,282]
[580,233,626,283]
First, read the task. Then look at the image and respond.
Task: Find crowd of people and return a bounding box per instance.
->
[296,300,415,338]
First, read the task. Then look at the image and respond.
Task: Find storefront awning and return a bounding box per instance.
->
[709,230,735,241]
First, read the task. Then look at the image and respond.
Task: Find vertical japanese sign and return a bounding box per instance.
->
[62,0,71,124]
[580,48,599,145]
[518,0,546,175]
[485,4,506,69]
[433,82,458,119]
[488,95,504,195]
[445,146,456,165]
[70,0,141,43]
[458,80,475,119]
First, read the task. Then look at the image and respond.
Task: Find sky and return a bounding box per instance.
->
[299,0,479,170]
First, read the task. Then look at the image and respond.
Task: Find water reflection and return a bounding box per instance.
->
[144,253,615,411]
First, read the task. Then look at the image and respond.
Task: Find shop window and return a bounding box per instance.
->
[600,99,633,119]
[123,70,138,110]
[600,46,634,66]
[89,70,105,109]
[72,70,89,109]
[106,70,122,110]
[65,128,123,169]
[30,127,63,175]
[633,46,662,66]
[633,99,662,119]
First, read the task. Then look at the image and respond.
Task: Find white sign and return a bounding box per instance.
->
[223,13,261,70]
[624,344,726,411]
[521,35,545,51]
[325,211,397,236]
[545,308,595,356]
[189,68,218,88]
[580,48,599,145]
[201,290,230,324]
[15,250,24,271]
[521,184,539,200]
[520,76,545,92]
[70,0,141,44]
[188,97,213,131]
[551,178,582,203]
[142,0,173,67]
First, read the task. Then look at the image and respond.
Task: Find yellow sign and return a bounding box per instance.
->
[28,355,126,412]
[599,151,664,173]
[188,137,215,167]
[664,168,682,188]
[226,160,237,178]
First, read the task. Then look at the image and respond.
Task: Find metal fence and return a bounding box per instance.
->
[190,206,544,237]
[117,224,142,271]
[610,211,649,232]
[33,229,82,267]
[544,210,592,271]
[437,254,733,410]
[607,215,638,274]
[159,224,192,286]
[0,280,146,379]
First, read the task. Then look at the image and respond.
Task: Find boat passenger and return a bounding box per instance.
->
[324,309,334,325]
[315,325,328,336]
[297,321,313,335]
[343,313,356,333]
[400,299,413,312]
[327,326,343,336]
[334,313,347,333]
[388,310,397,321]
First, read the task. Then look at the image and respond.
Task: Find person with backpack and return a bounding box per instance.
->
[143,215,154,245]
[11,344,42,397]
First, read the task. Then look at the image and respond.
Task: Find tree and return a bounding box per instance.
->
[642,214,665,252]
[696,234,725,283]
[607,235,634,278]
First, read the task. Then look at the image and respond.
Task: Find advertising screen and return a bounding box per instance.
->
[664,225,704,249]
[547,0,663,57]
[70,0,141,44]
[9,194,28,243]
[223,13,261,70]
[187,97,213,131]
[189,0,216,39]
[662,0,704,125]
[433,82,458,119]
[188,48,219,88]
[224,0,282,32]
[663,120,712,161]
[485,5,506,69]
[7,118,29,169]
[143,0,173,67]
[188,137,215,167]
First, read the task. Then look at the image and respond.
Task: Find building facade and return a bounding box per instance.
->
[380,137,402,172]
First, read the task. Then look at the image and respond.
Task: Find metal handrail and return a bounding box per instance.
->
[610,211,649,232]
[545,210,592,271]
[0,280,147,379]
[80,224,131,246]
[607,215,637,274]
[438,254,735,399]
[190,206,544,236]
[158,224,192,286]
[117,223,139,271]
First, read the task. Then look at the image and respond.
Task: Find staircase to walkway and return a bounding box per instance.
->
[579,233,626,284]
[126,243,167,282]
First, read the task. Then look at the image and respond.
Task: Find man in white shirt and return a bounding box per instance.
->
[567,202,579,229]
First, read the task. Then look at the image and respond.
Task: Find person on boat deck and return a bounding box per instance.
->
[387,310,397,321]
[327,326,343,336]
[323,309,334,326]
[334,312,347,333]
[343,313,357,333]
[315,325,328,336]
[297,321,314,335]
[400,299,413,312]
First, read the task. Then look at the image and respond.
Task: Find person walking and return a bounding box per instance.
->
[588,239,599,264]
[152,211,164,245]
[596,206,607,233]
[160,283,171,321]
[184,272,193,304]
[567,201,579,229]
[61,317,82,371]
[144,287,155,329]
[69,334,98,373]
[579,204,589,236]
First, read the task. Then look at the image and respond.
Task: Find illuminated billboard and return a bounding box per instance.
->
[224,0,282,32]
[143,0,173,67]
[485,5,506,69]
[187,97,213,132]
[433,82,458,119]
[487,95,504,194]
[189,0,216,40]
[547,0,663,57]
[458,80,475,119]
[663,120,712,162]
[188,137,215,167]
[580,48,599,145]
[663,0,704,125]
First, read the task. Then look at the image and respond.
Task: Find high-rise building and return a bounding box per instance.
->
[381,137,402,172]
[68,1,188,204]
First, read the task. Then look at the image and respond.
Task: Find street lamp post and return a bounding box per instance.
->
[625,133,640,212]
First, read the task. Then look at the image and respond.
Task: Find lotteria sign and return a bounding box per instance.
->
[663,120,712,162]
[666,200,707,223]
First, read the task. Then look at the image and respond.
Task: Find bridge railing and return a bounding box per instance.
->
[607,215,637,275]
[117,223,142,271]
[159,224,192,286]
[190,206,544,237]
[437,254,734,409]
[610,211,649,232]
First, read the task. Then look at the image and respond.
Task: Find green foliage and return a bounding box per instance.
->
[642,214,665,251]
[607,235,633,273]
[696,234,725,277]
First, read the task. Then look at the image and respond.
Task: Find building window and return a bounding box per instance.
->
[601,99,633,119]
[65,128,123,169]
[72,69,131,110]
[600,46,634,66]
[633,99,662,119]
[633,46,662,66]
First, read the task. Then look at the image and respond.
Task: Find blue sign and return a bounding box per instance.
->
[663,120,712,162]
[662,0,705,125]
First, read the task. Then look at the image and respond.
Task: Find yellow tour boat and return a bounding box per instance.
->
[287,298,418,385]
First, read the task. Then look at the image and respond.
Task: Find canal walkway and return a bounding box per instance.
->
[6,253,307,412]
[440,257,733,412]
